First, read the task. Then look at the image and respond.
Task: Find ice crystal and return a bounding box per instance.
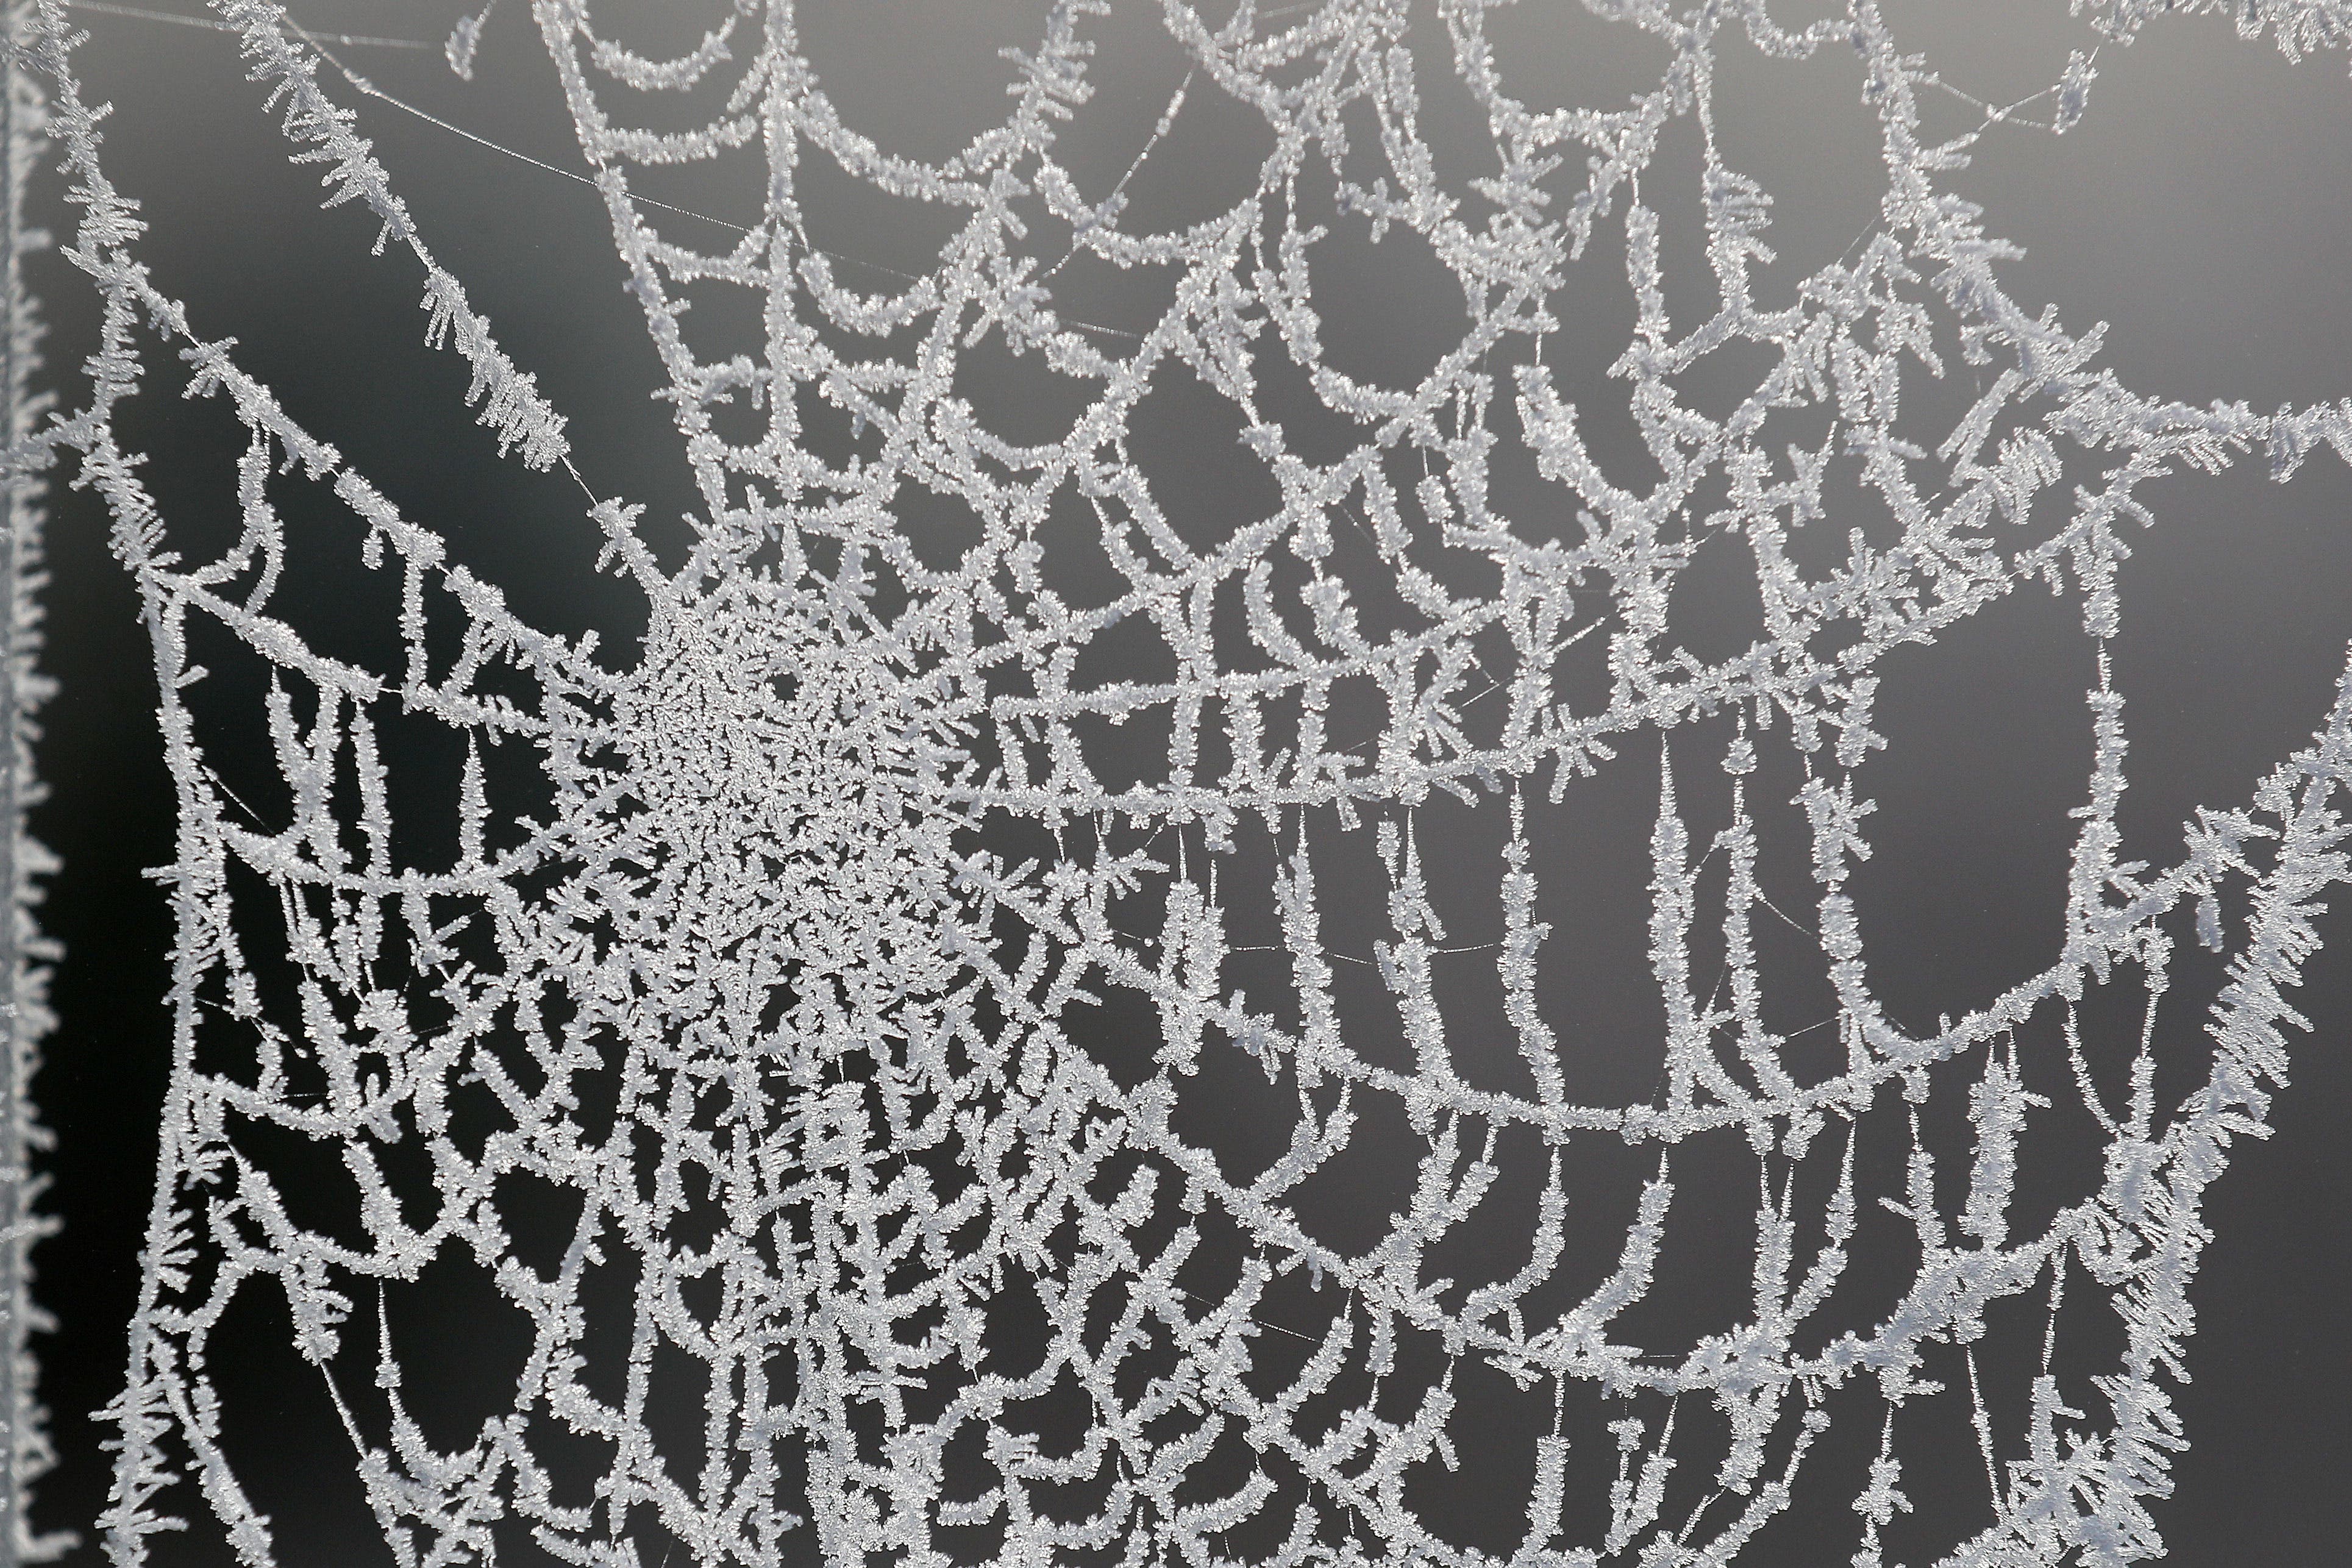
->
[0,10,60,1558]
[4,1,2352,1564]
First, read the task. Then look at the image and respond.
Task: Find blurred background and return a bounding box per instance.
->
[21,1,2352,1560]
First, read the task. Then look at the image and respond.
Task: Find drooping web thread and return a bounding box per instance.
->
[7,0,2352,1563]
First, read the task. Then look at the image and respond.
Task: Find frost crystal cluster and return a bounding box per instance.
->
[2,1,2351,1564]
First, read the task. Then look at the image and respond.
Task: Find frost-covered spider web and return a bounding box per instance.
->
[7,0,2352,1564]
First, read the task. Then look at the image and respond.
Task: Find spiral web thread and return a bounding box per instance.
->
[7,1,2352,1564]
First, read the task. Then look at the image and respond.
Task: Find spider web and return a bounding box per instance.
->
[6,1,2352,1564]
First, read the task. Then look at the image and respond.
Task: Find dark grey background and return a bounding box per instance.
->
[23,1,2352,1561]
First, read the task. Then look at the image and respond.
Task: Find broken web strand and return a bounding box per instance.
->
[9,0,2352,1564]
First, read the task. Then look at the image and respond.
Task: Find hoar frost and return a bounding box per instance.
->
[0,1,2350,1565]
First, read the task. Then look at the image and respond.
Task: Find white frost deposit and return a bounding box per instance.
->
[2,1,2351,1564]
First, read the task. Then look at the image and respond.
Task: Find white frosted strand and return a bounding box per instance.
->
[0,4,63,1558]
[216,1,571,469]
[0,0,2342,1563]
